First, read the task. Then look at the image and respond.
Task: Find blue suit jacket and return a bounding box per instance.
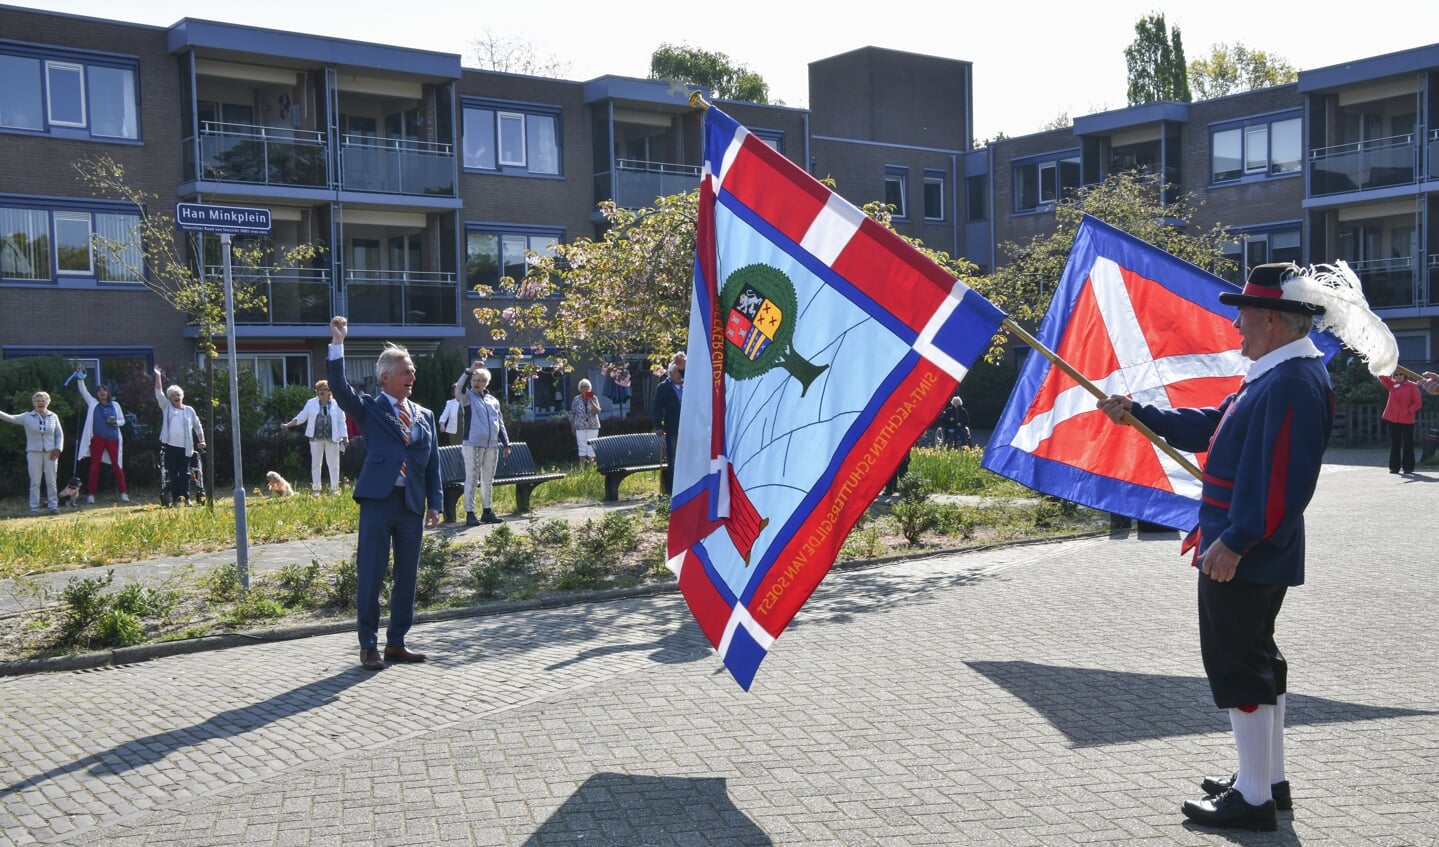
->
[328,356,442,516]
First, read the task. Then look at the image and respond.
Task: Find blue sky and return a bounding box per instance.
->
[12,0,1436,141]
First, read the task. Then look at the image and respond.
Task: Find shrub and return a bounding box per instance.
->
[57,570,115,645]
[199,563,243,604]
[481,524,534,571]
[96,609,146,647]
[277,560,324,609]
[890,475,941,545]
[530,519,571,548]
[327,558,358,609]
[416,535,451,605]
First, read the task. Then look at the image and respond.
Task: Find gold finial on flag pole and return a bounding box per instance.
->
[689,91,710,110]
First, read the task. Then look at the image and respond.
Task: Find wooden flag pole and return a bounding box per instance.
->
[1001,317,1204,481]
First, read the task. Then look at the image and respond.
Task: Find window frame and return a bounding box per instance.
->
[0,45,142,142]
[461,98,562,177]
[922,170,945,222]
[884,166,908,220]
[465,224,563,295]
[53,210,94,276]
[1012,150,1081,214]
[0,200,142,285]
[1211,113,1302,183]
[44,60,86,128]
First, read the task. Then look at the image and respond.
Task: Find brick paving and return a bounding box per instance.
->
[0,448,1435,845]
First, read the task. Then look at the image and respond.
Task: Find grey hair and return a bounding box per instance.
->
[1276,310,1315,336]
[578,378,592,391]
[32,391,50,404]
[167,385,184,400]
[375,342,412,381]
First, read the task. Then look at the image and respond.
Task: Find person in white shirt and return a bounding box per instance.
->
[0,391,64,515]
[437,395,461,445]
[282,379,348,494]
[153,367,206,506]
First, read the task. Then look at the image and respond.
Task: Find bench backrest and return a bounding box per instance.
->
[590,432,666,470]
[439,442,544,483]
[437,444,465,484]
[496,442,541,478]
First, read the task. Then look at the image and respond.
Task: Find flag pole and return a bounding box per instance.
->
[1002,317,1204,480]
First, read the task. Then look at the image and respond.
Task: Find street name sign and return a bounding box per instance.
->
[175,202,272,235]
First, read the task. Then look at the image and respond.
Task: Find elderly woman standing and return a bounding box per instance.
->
[569,379,602,468]
[282,379,348,494]
[73,366,130,503]
[0,391,65,515]
[153,367,206,506]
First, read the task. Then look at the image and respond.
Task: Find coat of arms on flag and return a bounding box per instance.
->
[981,216,1338,531]
[667,104,1005,690]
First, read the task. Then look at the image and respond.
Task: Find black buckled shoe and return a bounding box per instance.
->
[1182,788,1277,831]
[1200,773,1292,811]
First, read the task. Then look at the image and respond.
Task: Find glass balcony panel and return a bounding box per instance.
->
[340,137,455,197]
[214,266,332,325]
[1349,256,1416,309]
[612,159,700,208]
[1308,134,1417,197]
[346,270,457,326]
[192,123,329,187]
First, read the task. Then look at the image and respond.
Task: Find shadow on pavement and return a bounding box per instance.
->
[542,624,712,671]
[524,773,771,846]
[966,660,1437,747]
[0,669,366,799]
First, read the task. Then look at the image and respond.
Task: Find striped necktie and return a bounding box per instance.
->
[397,401,411,478]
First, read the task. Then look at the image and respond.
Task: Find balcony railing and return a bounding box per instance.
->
[345,270,457,326]
[339,136,455,197]
[189,122,328,188]
[611,159,701,208]
[1430,129,1439,183]
[209,265,333,325]
[1308,133,1418,196]
[1348,256,1417,309]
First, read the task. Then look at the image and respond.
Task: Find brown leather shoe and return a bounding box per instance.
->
[360,648,385,670]
[383,645,427,663]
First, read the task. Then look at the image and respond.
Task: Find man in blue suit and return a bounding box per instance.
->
[327,316,442,671]
[652,361,683,495]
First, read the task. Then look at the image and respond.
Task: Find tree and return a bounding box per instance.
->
[649,44,769,104]
[1125,13,1191,105]
[74,155,325,488]
[469,28,571,78]
[975,170,1234,360]
[470,192,698,384]
[1189,43,1298,100]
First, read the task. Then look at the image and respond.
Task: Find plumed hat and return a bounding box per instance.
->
[1219,263,1327,315]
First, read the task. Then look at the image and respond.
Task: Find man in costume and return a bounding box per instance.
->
[1098,263,1334,831]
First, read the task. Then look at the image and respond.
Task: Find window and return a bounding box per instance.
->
[1212,115,1300,182]
[1226,226,1302,283]
[1013,153,1080,213]
[884,167,908,219]
[466,227,561,292]
[207,354,311,396]
[0,203,141,283]
[923,171,945,221]
[965,175,987,222]
[1394,331,1428,364]
[0,46,139,140]
[462,100,560,175]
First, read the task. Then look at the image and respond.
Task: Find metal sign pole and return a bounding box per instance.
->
[221,233,250,588]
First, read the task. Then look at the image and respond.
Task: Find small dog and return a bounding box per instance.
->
[57,476,83,507]
[265,471,295,497]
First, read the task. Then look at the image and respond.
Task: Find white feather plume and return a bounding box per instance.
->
[1282,260,1399,377]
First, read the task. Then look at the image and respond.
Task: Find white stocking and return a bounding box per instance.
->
[1229,705,1274,804]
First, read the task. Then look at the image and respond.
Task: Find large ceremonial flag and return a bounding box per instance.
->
[982,216,1337,530]
[669,105,1006,689]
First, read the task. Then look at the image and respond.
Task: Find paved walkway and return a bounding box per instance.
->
[1,447,1435,845]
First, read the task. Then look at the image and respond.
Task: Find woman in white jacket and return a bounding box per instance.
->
[73,367,130,503]
[281,379,348,494]
[154,367,206,506]
[0,391,65,515]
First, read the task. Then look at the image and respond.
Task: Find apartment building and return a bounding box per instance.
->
[3,2,1438,408]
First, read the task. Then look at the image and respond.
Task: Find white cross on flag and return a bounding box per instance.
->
[982,216,1338,530]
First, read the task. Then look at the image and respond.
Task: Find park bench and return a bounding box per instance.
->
[589,432,667,502]
[437,442,565,522]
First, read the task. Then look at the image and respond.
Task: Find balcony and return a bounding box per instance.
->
[1349,256,1417,309]
[339,136,455,197]
[1429,254,1439,307]
[1308,133,1418,197]
[611,159,701,208]
[188,122,328,188]
[215,266,333,325]
[1430,129,1439,183]
[345,270,457,326]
